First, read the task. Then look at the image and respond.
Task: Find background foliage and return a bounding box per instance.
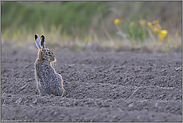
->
[1,1,182,52]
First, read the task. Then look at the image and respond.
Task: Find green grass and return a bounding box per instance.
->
[1,1,182,52]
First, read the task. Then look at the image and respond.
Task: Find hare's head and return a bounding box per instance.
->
[35,34,56,62]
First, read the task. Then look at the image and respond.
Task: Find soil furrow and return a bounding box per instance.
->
[2,93,182,115]
[2,104,182,122]
[1,49,182,122]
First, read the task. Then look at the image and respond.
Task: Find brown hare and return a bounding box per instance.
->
[34,34,65,96]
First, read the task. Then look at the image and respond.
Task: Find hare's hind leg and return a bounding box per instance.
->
[37,88,44,96]
[53,73,65,96]
[62,88,66,97]
[38,87,48,96]
[52,87,63,96]
[37,81,50,96]
[36,81,43,96]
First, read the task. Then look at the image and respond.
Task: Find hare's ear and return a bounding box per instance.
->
[35,34,41,49]
[40,35,45,48]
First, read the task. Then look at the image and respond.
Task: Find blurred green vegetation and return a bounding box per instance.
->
[1,1,182,52]
[2,1,181,35]
[1,1,107,35]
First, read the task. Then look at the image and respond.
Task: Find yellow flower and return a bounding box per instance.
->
[152,27,160,34]
[159,30,168,42]
[147,22,152,28]
[155,24,162,30]
[139,20,146,27]
[129,22,134,28]
[114,19,121,25]
[152,20,160,25]
[152,24,162,34]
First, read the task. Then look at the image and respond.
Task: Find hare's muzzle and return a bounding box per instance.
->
[51,55,57,61]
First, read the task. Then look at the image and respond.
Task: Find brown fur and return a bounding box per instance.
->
[38,50,43,61]
[34,34,64,96]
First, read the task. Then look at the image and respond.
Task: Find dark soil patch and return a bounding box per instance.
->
[1,47,182,122]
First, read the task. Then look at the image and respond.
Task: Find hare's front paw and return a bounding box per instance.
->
[38,90,48,96]
[61,89,67,97]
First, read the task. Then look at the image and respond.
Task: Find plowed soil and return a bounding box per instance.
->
[1,47,182,122]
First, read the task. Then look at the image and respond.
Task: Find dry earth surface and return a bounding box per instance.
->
[1,46,182,122]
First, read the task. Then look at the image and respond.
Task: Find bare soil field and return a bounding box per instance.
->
[1,47,182,122]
